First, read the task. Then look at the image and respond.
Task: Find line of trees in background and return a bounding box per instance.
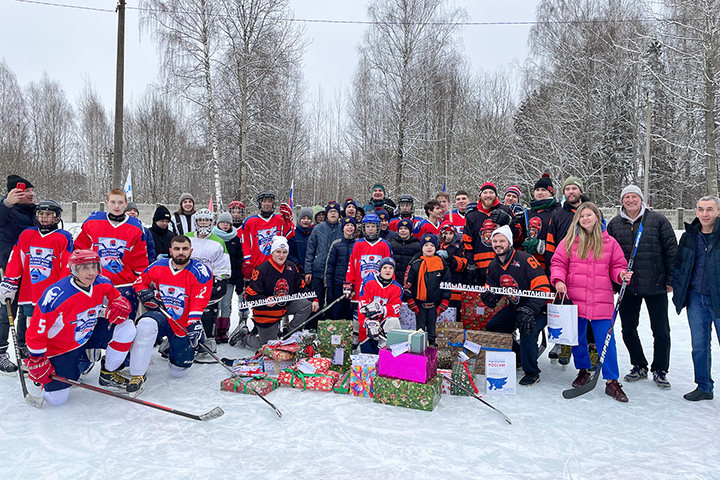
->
[1,0,718,210]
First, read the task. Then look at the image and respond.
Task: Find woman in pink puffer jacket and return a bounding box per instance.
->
[550,202,632,402]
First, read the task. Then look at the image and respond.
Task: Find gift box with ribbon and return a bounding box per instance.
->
[451,358,479,396]
[385,329,428,354]
[378,346,437,384]
[293,332,320,363]
[318,320,353,373]
[220,376,279,396]
[333,371,352,394]
[460,291,508,331]
[437,368,452,395]
[373,374,443,412]
[262,357,295,377]
[435,328,513,375]
[349,354,379,398]
[261,343,297,361]
[278,357,340,392]
[230,358,264,377]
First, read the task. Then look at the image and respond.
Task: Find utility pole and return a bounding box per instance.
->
[644,98,652,205]
[112,0,126,188]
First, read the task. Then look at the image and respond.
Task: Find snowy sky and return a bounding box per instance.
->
[0,0,540,108]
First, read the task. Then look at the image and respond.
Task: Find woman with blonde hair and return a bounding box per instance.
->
[550,202,633,402]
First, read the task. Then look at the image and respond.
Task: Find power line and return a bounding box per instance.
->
[12,0,669,26]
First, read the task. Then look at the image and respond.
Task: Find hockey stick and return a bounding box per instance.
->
[279,294,344,340]
[52,375,224,421]
[441,374,512,425]
[562,223,643,400]
[158,307,282,418]
[6,300,44,408]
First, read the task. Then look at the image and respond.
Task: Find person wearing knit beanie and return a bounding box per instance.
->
[325,202,342,216]
[562,176,584,194]
[124,202,139,215]
[420,233,439,253]
[534,173,555,197]
[343,199,358,218]
[7,174,33,192]
[479,181,498,196]
[217,211,233,225]
[620,185,644,203]
[153,205,171,223]
[298,207,314,223]
[503,185,522,206]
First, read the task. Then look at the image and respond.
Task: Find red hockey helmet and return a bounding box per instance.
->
[68,249,100,274]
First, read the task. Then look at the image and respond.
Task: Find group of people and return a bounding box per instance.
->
[0,172,718,406]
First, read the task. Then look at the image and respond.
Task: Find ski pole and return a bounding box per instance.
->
[562,223,643,399]
[158,307,282,418]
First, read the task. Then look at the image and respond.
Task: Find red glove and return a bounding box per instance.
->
[407,299,419,315]
[279,203,293,221]
[25,355,55,385]
[436,299,449,316]
[107,296,132,324]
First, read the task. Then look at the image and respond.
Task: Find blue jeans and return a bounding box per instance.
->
[687,292,720,393]
[572,317,619,380]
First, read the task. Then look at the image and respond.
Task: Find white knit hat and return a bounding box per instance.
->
[491,225,513,245]
[270,236,289,253]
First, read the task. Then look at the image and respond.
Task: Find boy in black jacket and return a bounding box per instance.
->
[403,234,451,347]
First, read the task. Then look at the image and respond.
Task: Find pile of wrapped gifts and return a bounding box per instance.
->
[435,322,513,375]
[459,291,508,331]
[372,329,443,412]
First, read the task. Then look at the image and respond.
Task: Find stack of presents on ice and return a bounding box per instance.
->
[1,171,719,413]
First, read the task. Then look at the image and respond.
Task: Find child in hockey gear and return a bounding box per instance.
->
[130,236,213,391]
[482,226,551,386]
[326,217,357,320]
[1,200,73,357]
[172,193,197,235]
[389,195,419,232]
[358,258,402,354]
[413,200,444,239]
[550,202,631,402]
[26,249,136,405]
[463,182,521,286]
[228,201,246,228]
[403,234,451,347]
[186,210,230,361]
[74,189,149,320]
[212,212,243,343]
[241,191,294,279]
[243,236,318,349]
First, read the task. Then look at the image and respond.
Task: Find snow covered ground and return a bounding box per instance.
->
[2,299,718,480]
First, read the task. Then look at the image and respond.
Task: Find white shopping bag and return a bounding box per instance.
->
[485,350,516,395]
[547,297,578,346]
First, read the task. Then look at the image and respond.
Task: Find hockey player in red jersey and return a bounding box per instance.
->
[358,257,402,354]
[128,235,213,394]
[413,199,444,239]
[389,195,420,232]
[344,213,392,348]
[241,191,294,279]
[74,189,149,319]
[0,200,73,358]
[444,190,471,236]
[24,250,135,405]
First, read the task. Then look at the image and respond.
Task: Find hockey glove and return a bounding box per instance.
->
[25,355,55,385]
[509,203,525,217]
[490,209,512,226]
[436,249,449,260]
[480,289,500,309]
[186,321,206,348]
[138,288,165,311]
[522,237,540,254]
[106,296,132,325]
[209,278,228,304]
[406,299,420,315]
[0,281,18,303]
[516,306,536,335]
[361,301,385,321]
[343,282,354,299]
[365,319,383,341]
[279,202,293,221]
[436,299,450,316]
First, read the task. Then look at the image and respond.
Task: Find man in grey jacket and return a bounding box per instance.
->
[304,202,342,324]
[607,185,677,389]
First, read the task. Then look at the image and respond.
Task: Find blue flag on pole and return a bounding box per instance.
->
[123,169,133,201]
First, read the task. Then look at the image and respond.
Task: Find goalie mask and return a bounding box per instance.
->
[35,200,63,234]
[194,208,215,236]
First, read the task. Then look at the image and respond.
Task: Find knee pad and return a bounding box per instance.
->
[168,361,189,378]
[135,317,159,347]
[42,388,70,406]
[111,318,137,345]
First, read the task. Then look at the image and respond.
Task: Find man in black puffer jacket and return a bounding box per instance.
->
[325,217,357,320]
[608,185,677,389]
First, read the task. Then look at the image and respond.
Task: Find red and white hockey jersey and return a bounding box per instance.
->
[240,214,295,278]
[74,212,149,286]
[389,216,421,232]
[413,218,441,240]
[444,210,467,236]
[133,258,213,336]
[345,238,392,302]
[27,275,122,357]
[4,227,74,305]
[357,274,402,345]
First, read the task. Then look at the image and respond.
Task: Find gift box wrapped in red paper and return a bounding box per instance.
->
[220,376,279,396]
[460,291,507,331]
[278,357,340,392]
